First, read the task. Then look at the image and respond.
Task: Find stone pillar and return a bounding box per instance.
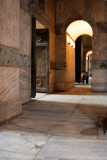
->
[49,31,56,93]
[19,8,32,103]
[55,34,75,91]
[55,35,66,91]
[0,0,22,123]
[92,26,107,91]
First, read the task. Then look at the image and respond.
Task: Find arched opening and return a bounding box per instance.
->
[66,20,93,88]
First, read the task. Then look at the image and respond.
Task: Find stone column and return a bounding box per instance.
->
[55,35,66,91]
[0,0,22,123]
[92,26,107,91]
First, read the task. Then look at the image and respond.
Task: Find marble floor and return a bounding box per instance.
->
[0,85,107,160]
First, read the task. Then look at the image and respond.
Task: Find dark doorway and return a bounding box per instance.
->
[31,17,36,98]
[75,36,81,83]
[75,35,92,84]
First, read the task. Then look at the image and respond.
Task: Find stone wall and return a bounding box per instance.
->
[66,37,75,89]
[49,32,56,93]
[56,0,107,91]
[19,9,32,104]
[0,0,22,124]
[55,35,66,91]
[45,0,55,24]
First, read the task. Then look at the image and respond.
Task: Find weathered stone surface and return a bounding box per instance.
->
[0,130,49,160]
[84,0,93,19]
[0,0,19,48]
[55,24,63,35]
[96,22,107,33]
[36,137,107,160]
[19,8,32,103]
[20,9,32,56]
[55,35,66,63]
[20,0,32,12]
[93,60,107,69]
[19,68,31,104]
[0,99,22,124]
[0,67,22,124]
[0,88,107,160]
[0,45,19,67]
[19,54,31,67]
[92,69,107,91]
[93,0,105,22]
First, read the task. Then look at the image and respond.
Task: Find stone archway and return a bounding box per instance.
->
[61,16,95,35]
[66,20,93,86]
[55,18,94,91]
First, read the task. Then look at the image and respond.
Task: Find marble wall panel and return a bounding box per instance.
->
[92,69,107,91]
[20,9,32,56]
[0,99,22,124]
[19,68,31,104]
[0,0,20,48]
[20,0,32,12]
[0,67,20,102]
[93,60,107,69]
[19,54,31,67]
[0,45,19,67]
[19,8,32,103]
[0,67,22,124]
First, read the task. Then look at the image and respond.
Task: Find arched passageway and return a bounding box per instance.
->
[66,20,93,88]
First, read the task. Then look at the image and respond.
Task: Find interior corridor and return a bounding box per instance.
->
[0,86,107,160]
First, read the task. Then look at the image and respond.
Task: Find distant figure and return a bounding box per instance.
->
[86,72,89,84]
[82,71,85,84]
